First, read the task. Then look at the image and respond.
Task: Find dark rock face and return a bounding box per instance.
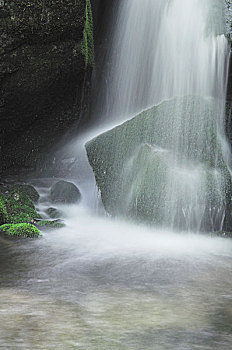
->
[50,180,81,204]
[0,0,92,174]
[226,0,232,142]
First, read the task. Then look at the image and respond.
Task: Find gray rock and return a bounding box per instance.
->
[50,181,81,204]
[86,96,231,230]
[46,207,63,219]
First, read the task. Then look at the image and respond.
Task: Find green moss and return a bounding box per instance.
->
[0,223,40,238]
[81,0,94,67]
[36,220,65,229]
[0,198,9,225]
[0,191,41,225]
[225,0,232,39]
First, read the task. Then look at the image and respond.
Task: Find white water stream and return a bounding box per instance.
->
[1,202,232,349]
[97,0,228,125]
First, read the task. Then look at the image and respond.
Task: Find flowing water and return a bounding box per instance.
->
[97,0,228,125]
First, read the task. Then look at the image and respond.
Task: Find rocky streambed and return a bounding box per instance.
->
[0,179,81,238]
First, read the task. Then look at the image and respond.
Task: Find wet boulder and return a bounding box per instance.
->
[46,207,63,219]
[11,184,39,203]
[50,181,81,204]
[0,183,39,203]
[86,96,231,230]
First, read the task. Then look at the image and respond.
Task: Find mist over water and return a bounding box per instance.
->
[1,203,232,349]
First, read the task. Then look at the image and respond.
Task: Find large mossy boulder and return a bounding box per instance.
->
[50,180,81,204]
[0,223,40,238]
[86,96,231,231]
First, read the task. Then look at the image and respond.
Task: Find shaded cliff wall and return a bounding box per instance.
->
[0,0,93,175]
[226,0,232,144]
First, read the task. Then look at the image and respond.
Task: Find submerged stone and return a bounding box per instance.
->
[50,180,81,204]
[36,220,65,229]
[46,207,63,219]
[0,223,40,238]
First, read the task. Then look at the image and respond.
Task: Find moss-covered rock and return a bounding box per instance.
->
[45,207,63,219]
[0,223,40,238]
[13,184,40,203]
[36,220,65,229]
[0,190,41,225]
[0,184,39,203]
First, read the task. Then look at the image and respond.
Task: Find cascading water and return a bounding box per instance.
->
[97,0,228,124]
[87,0,231,232]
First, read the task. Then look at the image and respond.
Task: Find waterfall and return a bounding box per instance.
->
[87,0,231,232]
[97,0,228,123]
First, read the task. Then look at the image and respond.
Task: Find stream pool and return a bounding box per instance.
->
[0,206,232,349]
